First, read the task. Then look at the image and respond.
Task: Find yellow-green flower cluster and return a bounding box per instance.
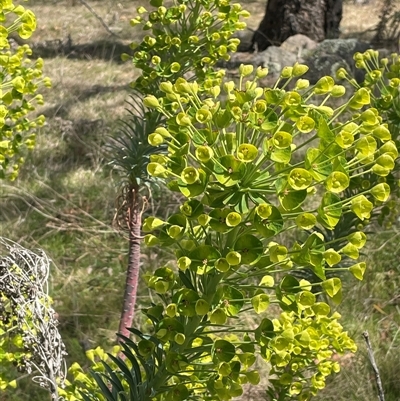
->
[139,62,395,399]
[125,0,249,94]
[0,0,49,180]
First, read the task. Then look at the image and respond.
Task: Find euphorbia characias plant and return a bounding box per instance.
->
[82,2,396,401]
[138,61,394,399]
[0,0,49,180]
[113,0,250,340]
[337,49,400,226]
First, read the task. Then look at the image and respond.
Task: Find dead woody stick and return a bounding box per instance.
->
[362,330,385,401]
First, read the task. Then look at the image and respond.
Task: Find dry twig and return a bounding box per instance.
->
[362,330,385,401]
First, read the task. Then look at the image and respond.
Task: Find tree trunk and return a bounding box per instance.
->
[251,0,343,52]
[118,187,142,340]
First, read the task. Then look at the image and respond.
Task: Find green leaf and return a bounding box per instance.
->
[212,340,236,362]
[279,189,307,211]
[280,275,300,293]
[237,143,258,162]
[360,109,379,127]
[312,302,330,316]
[173,288,200,317]
[295,331,310,347]
[195,299,210,316]
[378,141,398,160]
[259,275,275,287]
[245,370,260,385]
[148,162,168,177]
[325,171,349,193]
[180,199,204,219]
[209,208,231,232]
[313,76,334,95]
[370,183,390,202]
[356,136,377,160]
[255,318,275,341]
[288,168,313,190]
[214,108,232,128]
[165,352,188,373]
[260,109,278,131]
[305,147,332,180]
[189,245,221,272]
[295,213,316,229]
[323,249,341,267]
[251,294,270,314]
[210,308,227,325]
[349,88,370,109]
[349,262,366,280]
[317,192,342,229]
[351,195,373,220]
[295,291,316,308]
[341,243,359,259]
[221,286,244,316]
[272,131,292,149]
[234,234,264,264]
[270,335,290,352]
[157,318,184,342]
[372,154,395,176]
[347,232,367,249]
[214,155,245,187]
[321,277,342,298]
[167,384,189,401]
[270,146,292,164]
[264,88,284,104]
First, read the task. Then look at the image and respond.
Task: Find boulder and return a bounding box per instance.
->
[234,29,253,52]
[222,36,390,87]
[280,34,318,57]
[224,45,297,76]
[303,38,371,83]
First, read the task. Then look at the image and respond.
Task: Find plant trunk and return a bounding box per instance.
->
[118,188,142,340]
[251,0,343,52]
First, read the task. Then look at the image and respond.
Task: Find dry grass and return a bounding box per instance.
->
[39,57,136,121]
[30,0,137,43]
[1,0,400,400]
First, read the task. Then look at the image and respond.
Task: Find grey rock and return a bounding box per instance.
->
[233,29,254,52]
[259,46,298,74]
[280,34,318,58]
[303,38,371,83]
[224,46,297,75]
[307,38,370,60]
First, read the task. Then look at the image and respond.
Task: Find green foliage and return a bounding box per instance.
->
[58,346,122,401]
[337,50,400,226]
[4,1,400,401]
[75,2,399,401]
[125,0,248,96]
[107,94,164,187]
[111,0,252,342]
[134,57,392,399]
[0,0,49,180]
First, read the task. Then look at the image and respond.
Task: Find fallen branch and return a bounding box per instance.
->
[362,330,385,401]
